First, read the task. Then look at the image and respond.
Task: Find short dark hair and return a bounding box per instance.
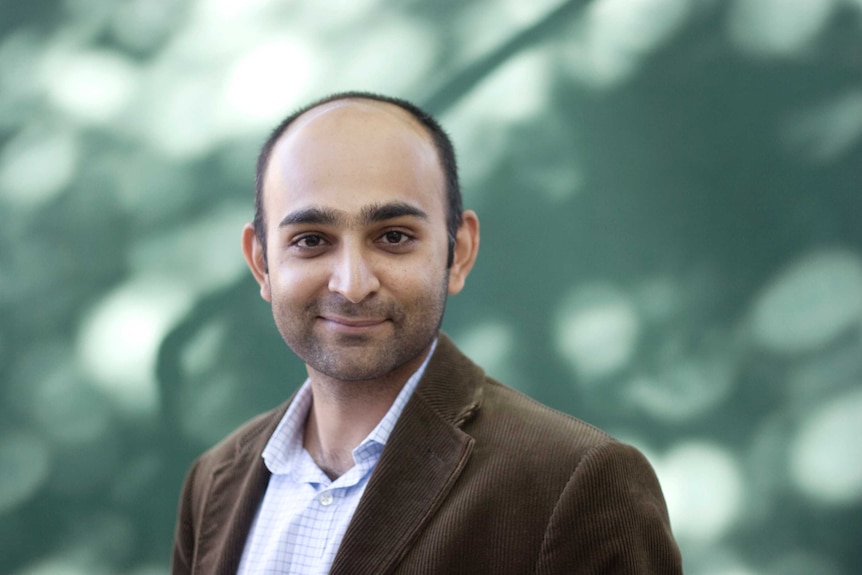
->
[253,91,462,268]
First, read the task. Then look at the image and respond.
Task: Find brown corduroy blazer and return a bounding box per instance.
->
[171,333,683,574]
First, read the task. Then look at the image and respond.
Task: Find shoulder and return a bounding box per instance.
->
[421,333,624,466]
[476,376,613,454]
[442,373,641,503]
[474,379,681,568]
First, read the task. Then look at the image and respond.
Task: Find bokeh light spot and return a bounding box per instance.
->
[791,387,862,504]
[77,276,193,413]
[143,73,221,159]
[42,48,139,123]
[453,47,552,125]
[11,559,94,575]
[0,127,79,208]
[625,350,736,422]
[180,319,228,377]
[454,320,515,383]
[574,0,691,87]
[554,283,641,381]
[656,441,744,542]
[219,37,316,131]
[728,0,834,58]
[749,249,862,355]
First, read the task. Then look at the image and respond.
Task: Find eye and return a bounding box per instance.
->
[297,235,323,247]
[290,233,329,252]
[376,229,416,252]
[382,231,408,244]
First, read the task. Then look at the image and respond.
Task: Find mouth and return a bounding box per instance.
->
[319,315,389,331]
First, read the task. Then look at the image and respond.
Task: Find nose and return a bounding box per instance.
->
[328,243,381,303]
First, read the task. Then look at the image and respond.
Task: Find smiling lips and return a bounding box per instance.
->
[320,316,389,330]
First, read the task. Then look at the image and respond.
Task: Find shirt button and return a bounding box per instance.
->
[319,492,334,506]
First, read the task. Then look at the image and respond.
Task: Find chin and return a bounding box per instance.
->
[314,362,395,382]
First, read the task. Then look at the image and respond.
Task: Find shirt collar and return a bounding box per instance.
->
[262,339,438,477]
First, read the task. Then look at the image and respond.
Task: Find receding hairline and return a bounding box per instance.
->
[261,97,447,207]
[273,97,437,154]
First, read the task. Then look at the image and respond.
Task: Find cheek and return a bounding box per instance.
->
[270,263,326,300]
[385,262,447,301]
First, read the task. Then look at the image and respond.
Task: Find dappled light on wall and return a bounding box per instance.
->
[0,431,50,516]
[655,441,744,543]
[0,127,80,210]
[77,276,193,413]
[554,282,640,382]
[790,388,862,506]
[574,0,692,87]
[42,48,139,125]
[1,0,860,573]
[454,320,518,386]
[748,249,862,356]
[782,90,862,165]
[728,0,836,58]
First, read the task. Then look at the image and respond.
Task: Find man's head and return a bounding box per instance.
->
[253,91,463,269]
[241,93,479,384]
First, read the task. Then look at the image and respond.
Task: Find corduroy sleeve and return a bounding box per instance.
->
[535,440,683,574]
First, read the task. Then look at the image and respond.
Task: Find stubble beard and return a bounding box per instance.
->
[271,275,449,382]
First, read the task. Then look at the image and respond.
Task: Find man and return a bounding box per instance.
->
[171,92,683,574]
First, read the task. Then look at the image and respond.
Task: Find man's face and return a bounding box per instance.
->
[255,100,453,382]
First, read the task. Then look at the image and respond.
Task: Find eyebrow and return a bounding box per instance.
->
[361,201,428,224]
[278,201,428,228]
[279,206,342,227]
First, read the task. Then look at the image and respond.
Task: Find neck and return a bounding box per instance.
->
[302,347,431,479]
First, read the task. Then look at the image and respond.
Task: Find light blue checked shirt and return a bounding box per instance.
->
[237,340,436,575]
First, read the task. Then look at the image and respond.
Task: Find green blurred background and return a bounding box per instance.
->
[1,0,861,573]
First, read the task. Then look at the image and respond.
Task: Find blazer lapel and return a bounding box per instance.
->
[330,333,484,575]
[193,406,287,575]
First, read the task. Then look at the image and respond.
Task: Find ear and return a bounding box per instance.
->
[241,223,271,302]
[448,210,480,295]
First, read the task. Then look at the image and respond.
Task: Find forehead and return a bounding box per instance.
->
[288,99,430,145]
[262,100,446,220]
